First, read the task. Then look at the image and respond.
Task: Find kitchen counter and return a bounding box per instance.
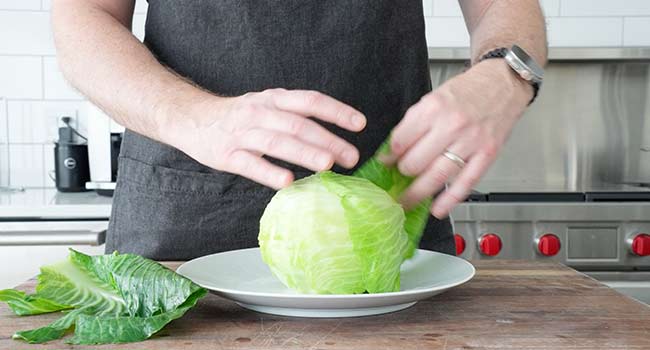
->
[0,189,112,219]
[2,260,649,349]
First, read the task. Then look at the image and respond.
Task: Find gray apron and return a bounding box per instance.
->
[106,0,455,260]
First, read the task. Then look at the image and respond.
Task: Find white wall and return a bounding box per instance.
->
[0,0,649,189]
[0,0,147,189]
[425,0,650,47]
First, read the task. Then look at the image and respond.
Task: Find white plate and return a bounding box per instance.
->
[177,248,475,318]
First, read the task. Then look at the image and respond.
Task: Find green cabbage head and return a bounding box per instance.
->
[258,144,431,294]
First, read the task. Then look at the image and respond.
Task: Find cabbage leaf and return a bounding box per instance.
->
[0,249,206,344]
[353,142,432,259]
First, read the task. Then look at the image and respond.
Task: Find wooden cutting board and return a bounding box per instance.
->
[1,260,649,350]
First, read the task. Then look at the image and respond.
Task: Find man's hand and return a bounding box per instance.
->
[385,0,546,219]
[387,59,532,218]
[171,89,366,189]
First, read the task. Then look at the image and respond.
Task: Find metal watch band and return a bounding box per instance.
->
[478,47,540,105]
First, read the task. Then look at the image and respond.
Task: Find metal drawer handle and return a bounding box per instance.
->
[0,230,106,246]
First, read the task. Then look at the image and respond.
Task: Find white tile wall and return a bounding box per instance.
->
[547,17,624,47]
[0,0,147,188]
[0,11,54,55]
[624,17,650,46]
[542,0,562,17]
[423,0,433,17]
[9,144,44,187]
[43,143,55,187]
[561,0,650,17]
[132,14,147,41]
[0,56,42,99]
[433,0,463,17]
[43,56,84,100]
[423,0,650,48]
[425,17,470,47]
[0,101,8,186]
[0,0,40,10]
[0,144,8,187]
[134,0,148,14]
[0,0,648,188]
[0,98,6,144]
[7,101,48,144]
[6,100,86,144]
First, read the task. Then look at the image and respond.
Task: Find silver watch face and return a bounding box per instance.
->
[506,45,544,84]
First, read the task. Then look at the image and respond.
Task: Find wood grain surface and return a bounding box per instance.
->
[1,260,649,350]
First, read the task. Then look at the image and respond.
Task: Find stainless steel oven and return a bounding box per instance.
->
[438,47,650,304]
[451,202,650,304]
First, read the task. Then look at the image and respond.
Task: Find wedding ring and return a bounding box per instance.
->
[442,150,466,168]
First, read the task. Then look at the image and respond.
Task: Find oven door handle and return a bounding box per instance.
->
[0,221,108,246]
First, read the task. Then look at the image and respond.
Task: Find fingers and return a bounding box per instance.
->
[376,151,398,166]
[399,146,469,209]
[431,153,493,218]
[396,128,456,176]
[389,98,434,157]
[226,150,294,189]
[270,89,367,132]
[257,111,360,168]
[239,129,336,172]
[394,110,472,177]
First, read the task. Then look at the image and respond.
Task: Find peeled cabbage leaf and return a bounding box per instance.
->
[0,289,71,316]
[0,249,206,344]
[259,142,432,294]
[353,142,432,259]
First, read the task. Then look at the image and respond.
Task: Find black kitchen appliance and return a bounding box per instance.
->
[53,117,90,192]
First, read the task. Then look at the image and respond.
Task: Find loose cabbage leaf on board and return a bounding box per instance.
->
[353,141,432,259]
[0,249,206,345]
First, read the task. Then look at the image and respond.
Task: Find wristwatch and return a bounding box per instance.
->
[478,45,544,105]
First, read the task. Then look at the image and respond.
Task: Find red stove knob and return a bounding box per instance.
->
[537,233,561,256]
[631,234,650,256]
[479,233,502,256]
[454,234,466,255]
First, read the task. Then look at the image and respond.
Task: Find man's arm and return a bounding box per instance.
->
[389,0,547,218]
[52,0,366,189]
[52,0,210,144]
[460,0,547,66]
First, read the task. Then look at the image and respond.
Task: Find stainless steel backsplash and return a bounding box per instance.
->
[428,61,650,191]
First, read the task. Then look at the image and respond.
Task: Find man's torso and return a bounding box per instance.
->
[106,0,454,260]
